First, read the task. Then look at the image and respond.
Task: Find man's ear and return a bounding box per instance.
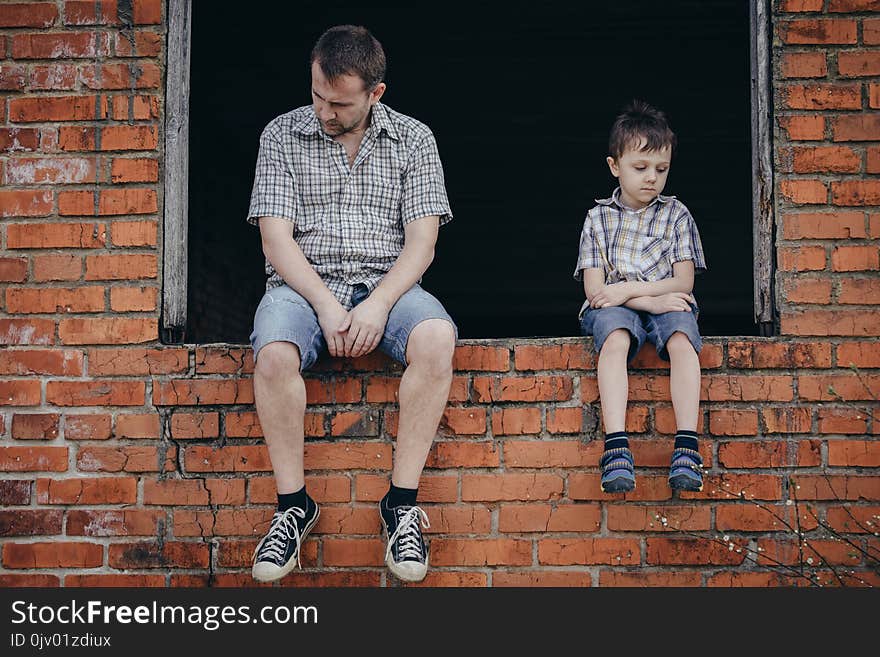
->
[606,156,620,178]
[369,82,386,105]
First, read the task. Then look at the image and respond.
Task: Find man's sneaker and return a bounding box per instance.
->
[380,497,430,582]
[600,446,636,493]
[252,498,320,582]
[668,447,704,492]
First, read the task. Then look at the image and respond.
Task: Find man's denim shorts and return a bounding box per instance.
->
[579,302,702,364]
[250,283,457,370]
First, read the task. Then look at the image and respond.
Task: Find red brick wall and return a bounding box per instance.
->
[0,1,877,587]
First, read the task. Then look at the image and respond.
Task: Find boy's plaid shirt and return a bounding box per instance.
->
[573,187,707,313]
[247,102,452,309]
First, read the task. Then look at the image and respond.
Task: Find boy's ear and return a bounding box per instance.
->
[606,156,620,178]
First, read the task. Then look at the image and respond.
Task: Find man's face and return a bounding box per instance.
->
[311,60,385,138]
[607,139,672,210]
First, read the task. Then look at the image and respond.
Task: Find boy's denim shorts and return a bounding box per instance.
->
[250,283,457,371]
[579,302,702,364]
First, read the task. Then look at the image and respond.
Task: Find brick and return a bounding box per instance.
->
[434,407,484,436]
[431,538,532,566]
[727,341,832,368]
[321,538,383,567]
[195,347,253,375]
[779,245,826,272]
[792,145,860,173]
[498,503,600,533]
[171,412,220,439]
[838,51,880,77]
[0,446,67,472]
[473,375,573,402]
[33,254,81,281]
[0,380,41,405]
[185,443,390,472]
[100,125,159,151]
[646,538,746,565]
[503,439,598,467]
[426,441,500,468]
[868,18,880,43]
[306,377,362,403]
[757,539,862,567]
[607,505,711,532]
[0,319,55,345]
[709,409,759,436]
[114,31,162,57]
[600,571,702,587]
[248,475,351,504]
[108,541,209,569]
[153,379,253,406]
[491,408,541,435]
[828,0,880,11]
[494,571,591,587]
[702,375,794,401]
[0,258,27,282]
[785,84,861,109]
[96,189,158,215]
[716,505,814,532]
[0,3,58,27]
[6,287,105,314]
[11,413,59,439]
[115,413,160,438]
[0,481,31,505]
[871,85,880,110]
[546,406,583,433]
[462,473,563,501]
[783,211,866,238]
[782,309,880,335]
[37,477,136,505]
[719,441,791,468]
[9,96,104,123]
[452,344,509,370]
[58,126,96,151]
[832,114,880,141]
[682,473,783,500]
[110,286,158,311]
[0,64,26,90]
[66,574,164,587]
[80,63,161,89]
[0,510,62,536]
[66,509,163,536]
[0,574,60,587]
[706,572,788,587]
[513,343,593,370]
[779,0,824,10]
[423,506,492,534]
[837,341,880,367]
[778,19,857,44]
[0,191,54,217]
[0,349,83,376]
[782,52,827,78]
[7,223,106,249]
[828,440,880,466]
[779,180,827,204]
[64,414,112,440]
[840,277,880,304]
[832,181,880,206]
[1,128,40,152]
[537,538,640,565]
[832,245,879,270]
[779,114,825,140]
[77,445,159,471]
[330,410,378,436]
[46,380,145,406]
[784,277,833,303]
[6,157,97,184]
[825,505,880,533]
[59,318,157,344]
[88,348,188,375]
[3,542,102,569]
[13,32,110,59]
[799,373,880,400]
[28,64,78,90]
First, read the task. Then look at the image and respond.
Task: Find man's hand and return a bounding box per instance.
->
[340,295,391,358]
[590,282,633,309]
[646,292,695,314]
[316,302,350,357]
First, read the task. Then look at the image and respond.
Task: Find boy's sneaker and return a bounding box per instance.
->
[668,447,704,492]
[252,497,320,582]
[380,496,430,582]
[600,446,636,493]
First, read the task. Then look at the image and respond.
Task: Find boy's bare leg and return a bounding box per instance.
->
[393,319,456,487]
[253,341,307,495]
[597,328,631,433]
[666,332,700,432]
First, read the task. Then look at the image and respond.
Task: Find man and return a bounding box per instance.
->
[247,25,456,583]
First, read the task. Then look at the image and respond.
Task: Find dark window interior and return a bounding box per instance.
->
[187,0,756,343]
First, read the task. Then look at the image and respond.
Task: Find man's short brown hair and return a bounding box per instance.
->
[311,24,386,90]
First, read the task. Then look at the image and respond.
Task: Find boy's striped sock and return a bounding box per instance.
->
[604,431,630,451]
[674,430,699,451]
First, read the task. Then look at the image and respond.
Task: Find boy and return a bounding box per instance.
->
[573,101,707,494]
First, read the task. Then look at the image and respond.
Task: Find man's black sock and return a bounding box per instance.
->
[277,486,308,512]
[384,483,418,508]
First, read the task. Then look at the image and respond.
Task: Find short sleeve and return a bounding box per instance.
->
[246,122,297,226]
[670,207,707,273]
[401,132,452,226]
[573,215,602,280]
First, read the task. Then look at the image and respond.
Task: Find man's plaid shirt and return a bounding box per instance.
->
[573,187,707,315]
[247,102,452,308]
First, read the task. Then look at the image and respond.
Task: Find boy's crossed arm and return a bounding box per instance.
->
[584,261,695,314]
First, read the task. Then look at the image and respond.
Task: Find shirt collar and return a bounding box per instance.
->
[595,187,675,210]
[293,102,399,141]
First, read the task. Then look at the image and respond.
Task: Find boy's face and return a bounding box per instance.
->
[606,138,672,210]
